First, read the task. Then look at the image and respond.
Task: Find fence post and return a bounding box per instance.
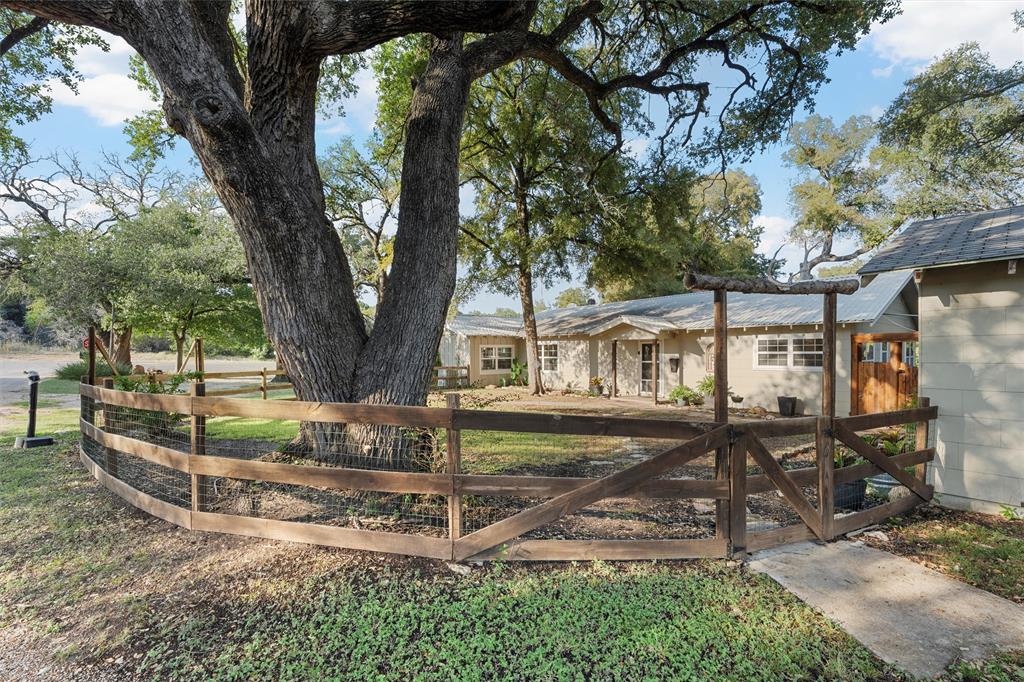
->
[713,289,730,541]
[87,326,97,385]
[102,377,118,478]
[915,396,931,481]
[260,367,268,400]
[816,417,834,541]
[446,393,463,552]
[818,292,837,541]
[190,381,208,512]
[728,431,747,556]
[195,337,205,375]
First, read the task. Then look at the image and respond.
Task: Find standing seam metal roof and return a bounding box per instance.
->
[446,269,914,338]
[860,205,1024,274]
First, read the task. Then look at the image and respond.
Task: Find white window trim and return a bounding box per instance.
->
[479,345,515,374]
[539,342,559,373]
[752,333,824,372]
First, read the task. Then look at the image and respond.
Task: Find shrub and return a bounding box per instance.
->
[669,385,703,405]
[55,359,133,381]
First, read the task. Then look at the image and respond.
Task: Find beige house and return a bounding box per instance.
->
[442,269,918,417]
[861,205,1024,514]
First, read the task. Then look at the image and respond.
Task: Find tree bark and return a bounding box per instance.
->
[112,327,132,368]
[174,331,186,370]
[514,190,544,395]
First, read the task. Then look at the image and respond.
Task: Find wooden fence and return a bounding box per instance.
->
[431,366,470,390]
[78,379,937,561]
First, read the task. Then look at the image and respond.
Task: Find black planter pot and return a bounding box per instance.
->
[835,479,867,510]
[777,396,798,417]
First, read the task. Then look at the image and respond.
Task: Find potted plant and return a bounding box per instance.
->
[865,429,912,495]
[833,448,867,510]
[589,375,605,396]
[669,385,703,407]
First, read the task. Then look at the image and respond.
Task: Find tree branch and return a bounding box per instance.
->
[0,14,49,57]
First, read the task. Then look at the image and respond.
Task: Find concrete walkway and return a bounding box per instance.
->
[748,541,1024,679]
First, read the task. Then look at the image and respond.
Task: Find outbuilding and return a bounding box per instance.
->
[861,205,1024,513]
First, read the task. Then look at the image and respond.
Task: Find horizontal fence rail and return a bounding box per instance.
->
[78,381,938,561]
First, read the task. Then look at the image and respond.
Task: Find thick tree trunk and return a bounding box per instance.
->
[112,327,132,368]
[352,36,470,407]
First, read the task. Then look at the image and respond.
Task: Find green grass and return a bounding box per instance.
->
[0,407,81,443]
[460,430,624,474]
[10,398,61,409]
[204,415,299,441]
[0,438,1021,680]
[40,378,84,395]
[881,508,1024,603]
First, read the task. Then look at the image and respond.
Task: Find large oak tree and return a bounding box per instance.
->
[1,1,895,461]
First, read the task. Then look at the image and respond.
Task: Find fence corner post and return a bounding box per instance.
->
[260,367,268,400]
[728,431,747,557]
[817,416,835,541]
[190,381,208,512]
[446,393,462,557]
[915,396,931,482]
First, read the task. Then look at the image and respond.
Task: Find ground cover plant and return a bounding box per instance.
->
[1,437,1022,681]
[862,505,1024,604]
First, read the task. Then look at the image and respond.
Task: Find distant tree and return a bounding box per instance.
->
[878,40,1024,217]
[0,151,174,362]
[454,53,639,394]
[320,137,399,303]
[592,170,773,301]
[553,287,591,308]
[492,307,520,319]
[784,115,896,281]
[114,204,263,368]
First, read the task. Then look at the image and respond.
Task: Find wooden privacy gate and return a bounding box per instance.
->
[851,332,919,415]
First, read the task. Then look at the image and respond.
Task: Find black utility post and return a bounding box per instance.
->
[15,371,54,449]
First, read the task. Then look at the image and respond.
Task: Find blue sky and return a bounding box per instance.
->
[13,0,1024,312]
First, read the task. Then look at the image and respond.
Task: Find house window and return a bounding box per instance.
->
[755,338,790,368]
[539,343,559,371]
[480,345,514,372]
[902,341,918,367]
[860,341,890,364]
[754,335,823,370]
[792,337,824,367]
[704,343,715,373]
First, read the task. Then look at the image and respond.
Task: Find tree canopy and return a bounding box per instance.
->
[878,39,1024,217]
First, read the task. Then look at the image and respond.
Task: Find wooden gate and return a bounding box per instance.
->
[851,332,918,415]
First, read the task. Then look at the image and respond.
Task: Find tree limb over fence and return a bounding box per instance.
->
[683,272,860,295]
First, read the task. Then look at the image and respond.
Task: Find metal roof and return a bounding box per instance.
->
[447,269,915,338]
[445,314,525,337]
[860,205,1024,274]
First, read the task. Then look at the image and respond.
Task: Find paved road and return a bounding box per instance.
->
[0,351,270,407]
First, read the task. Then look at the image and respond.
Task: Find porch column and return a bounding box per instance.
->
[611,340,617,397]
[652,340,659,405]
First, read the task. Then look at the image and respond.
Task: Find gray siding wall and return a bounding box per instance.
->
[919,261,1024,512]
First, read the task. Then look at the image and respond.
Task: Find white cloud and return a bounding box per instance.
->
[867,105,885,121]
[868,0,1024,76]
[40,35,153,127]
[47,73,154,126]
[755,215,794,261]
[318,67,379,139]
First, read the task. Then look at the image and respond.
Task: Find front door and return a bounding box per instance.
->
[851,333,919,414]
[640,343,654,396]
